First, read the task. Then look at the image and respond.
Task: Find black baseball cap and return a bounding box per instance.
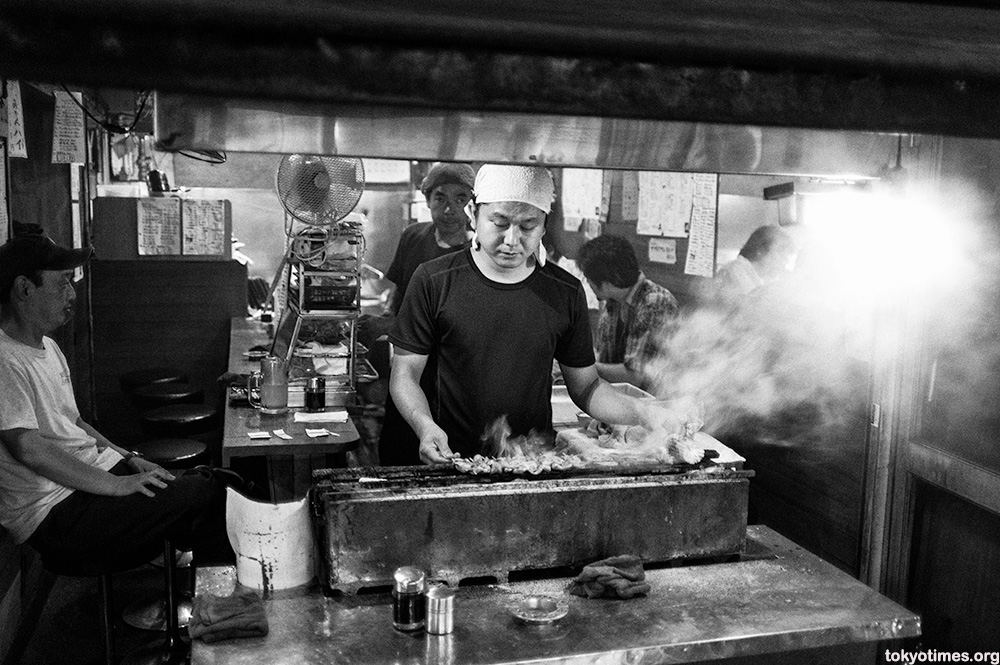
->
[0,235,94,299]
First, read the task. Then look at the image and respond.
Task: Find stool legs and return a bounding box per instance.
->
[98,573,116,665]
[121,540,189,665]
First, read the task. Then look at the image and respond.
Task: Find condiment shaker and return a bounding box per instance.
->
[425,585,455,635]
[305,376,326,411]
[392,566,426,631]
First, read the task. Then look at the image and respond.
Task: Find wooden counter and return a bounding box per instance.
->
[191,525,920,664]
[225,317,360,500]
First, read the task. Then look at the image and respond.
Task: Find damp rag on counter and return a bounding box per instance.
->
[566,554,651,599]
[188,588,269,642]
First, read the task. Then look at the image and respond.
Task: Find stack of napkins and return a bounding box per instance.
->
[293,411,349,423]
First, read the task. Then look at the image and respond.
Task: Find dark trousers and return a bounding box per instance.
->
[29,462,232,572]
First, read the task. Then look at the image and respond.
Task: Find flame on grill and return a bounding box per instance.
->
[476,408,706,468]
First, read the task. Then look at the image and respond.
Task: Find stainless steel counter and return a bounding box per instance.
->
[192,526,920,664]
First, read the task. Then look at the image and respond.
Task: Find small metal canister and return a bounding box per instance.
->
[425,585,455,635]
[392,567,426,631]
[305,376,326,411]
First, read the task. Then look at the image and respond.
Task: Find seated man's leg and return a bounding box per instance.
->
[29,462,232,571]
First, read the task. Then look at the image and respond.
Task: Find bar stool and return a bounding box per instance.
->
[140,404,219,438]
[131,382,205,411]
[132,438,210,470]
[120,368,189,396]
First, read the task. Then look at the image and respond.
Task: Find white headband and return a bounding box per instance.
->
[474,165,554,214]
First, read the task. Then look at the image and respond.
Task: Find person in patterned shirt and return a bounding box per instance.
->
[577,234,679,390]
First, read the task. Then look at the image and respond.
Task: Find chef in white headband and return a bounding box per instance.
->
[390,162,675,466]
[468,164,554,282]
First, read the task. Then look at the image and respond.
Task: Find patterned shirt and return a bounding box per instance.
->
[596,275,679,374]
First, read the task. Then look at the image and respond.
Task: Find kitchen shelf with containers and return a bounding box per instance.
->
[271,230,377,408]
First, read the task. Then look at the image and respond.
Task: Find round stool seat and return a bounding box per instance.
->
[132,438,209,468]
[123,595,192,632]
[140,404,219,438]
[132,382,205,410]
[120,367,189,395]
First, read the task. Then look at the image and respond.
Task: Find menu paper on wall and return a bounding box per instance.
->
[637,172,694,237]
[561,168,605,232]
[683,173,719,277]
[648,237,677,264]
[0,151,8,242]
[51,90,86,164]
[7,81,27,158]
[182,199,227,255]
[136,198,181,255]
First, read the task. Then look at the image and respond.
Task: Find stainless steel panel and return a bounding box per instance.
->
[193,526,921,665]
[155,93,898,177]
[313,470,751,593]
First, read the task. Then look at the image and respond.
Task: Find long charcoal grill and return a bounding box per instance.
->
[311,456,754,594]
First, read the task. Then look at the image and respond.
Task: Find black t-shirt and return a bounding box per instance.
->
[385,222,468,315]
[389,250,595,456]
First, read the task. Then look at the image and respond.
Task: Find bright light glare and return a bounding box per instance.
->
[798,190,970,304]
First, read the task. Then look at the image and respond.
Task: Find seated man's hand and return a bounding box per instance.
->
[417,425,457,465]
[129,456,171,476]
[113,467,175,498]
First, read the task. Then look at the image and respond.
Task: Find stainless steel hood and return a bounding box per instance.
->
[154,93,905,178]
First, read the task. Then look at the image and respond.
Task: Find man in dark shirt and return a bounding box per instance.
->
[370,162,475,464]
[389,164,669,464]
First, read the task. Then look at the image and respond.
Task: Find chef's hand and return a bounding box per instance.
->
[418,424,457,465]
[640,400,684,435]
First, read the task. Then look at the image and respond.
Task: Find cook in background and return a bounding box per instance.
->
[359,162,476,466]
[0,234,232,572]
[389,164,673,465]
[577,234,679,390]
[709,225,797,307]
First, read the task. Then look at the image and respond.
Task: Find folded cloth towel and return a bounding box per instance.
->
[567,554,651,599]
[189,588,269,643]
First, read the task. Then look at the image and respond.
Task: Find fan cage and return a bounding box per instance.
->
[276,154,365,227]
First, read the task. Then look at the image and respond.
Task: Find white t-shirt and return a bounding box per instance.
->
[0,329,121,543]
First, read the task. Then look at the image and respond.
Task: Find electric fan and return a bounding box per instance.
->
[275,154,365,227]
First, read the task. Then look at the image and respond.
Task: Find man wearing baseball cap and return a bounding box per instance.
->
[0,234,230,571]
[388,164,669,464]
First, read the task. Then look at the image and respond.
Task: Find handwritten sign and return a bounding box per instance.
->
[137,198,181,255]
[562,168,605,232]
[182,199,227,255]
[7,81,27,158]
[683,173,719,277]
[648,237,677,264]
[0,155,7,242]
[51,90,85,164]
[637,172,693,237]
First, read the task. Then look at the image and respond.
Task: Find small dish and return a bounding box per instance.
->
[509,595,569,624]
[243,350,268,360]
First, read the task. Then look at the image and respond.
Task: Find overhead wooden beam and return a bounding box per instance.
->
[3,1,1000,137]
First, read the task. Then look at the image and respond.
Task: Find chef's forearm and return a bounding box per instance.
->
[389,351,438,439]
[584,381,648,427]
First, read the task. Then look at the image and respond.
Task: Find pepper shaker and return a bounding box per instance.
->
[392,566,426,631]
